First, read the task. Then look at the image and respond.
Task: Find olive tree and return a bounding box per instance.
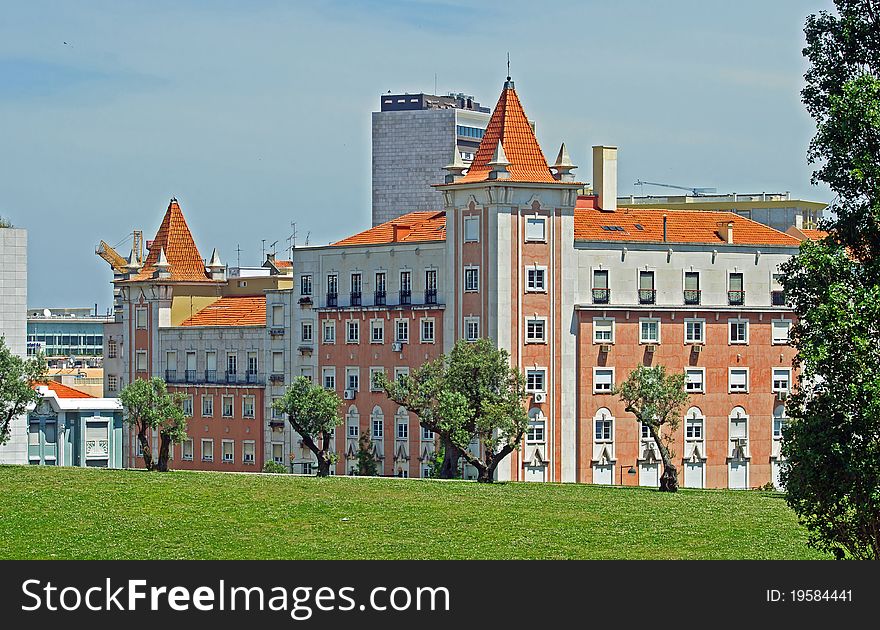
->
[273,376,343,477]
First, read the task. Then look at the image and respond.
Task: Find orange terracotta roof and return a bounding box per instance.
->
[275,260,293,268]
[786,227,829,242]
[332,211,446,247]
[34,381,95,399]
[180,296,266,327]
[125,199,214,283]
[455,80,558,184]
[574,199,800,246]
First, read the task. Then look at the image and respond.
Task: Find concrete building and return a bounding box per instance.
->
[27,307,113,365]
[372,91,492,226]
[0,225,28,465]
[615,192,826,233]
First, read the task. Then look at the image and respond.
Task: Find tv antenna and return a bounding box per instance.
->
[236,244,242,268]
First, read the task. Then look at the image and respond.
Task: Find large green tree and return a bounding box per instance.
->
[0,337,46,446]
[380,338,529,483]
[615,365,688,492]
[273,376,343,477]
[778,0,880,558]
[119,377,187,472]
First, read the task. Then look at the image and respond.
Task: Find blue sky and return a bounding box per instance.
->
[0,0,835,310]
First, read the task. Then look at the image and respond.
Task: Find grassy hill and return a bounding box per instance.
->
[0,466,826,559]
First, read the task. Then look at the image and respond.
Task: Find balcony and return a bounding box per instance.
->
[592,288,610,304]
[728,290,745,306]
[326,292,338,307]
[399,289,412,305]
[350,291,362,307]
[165,369,178,383]
[205,369,218,383]
[638,289,656,305]
[374,290,386,306]
[225,370,238,384]
[184,369,197,382]
[269,327,285,336]
[771,290,786,306]
[245,371,263,385]
[683,289,701,305]
[269,373,285,385]
[298,296,313,306]
[425,288,438,305]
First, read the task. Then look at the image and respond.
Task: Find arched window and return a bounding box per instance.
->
[371,405,384,439]
[685,406,705,442]
[772,405,788,439]
[593,408,613,443]
[346,405,359,440]
[729,406,748,440]
[395,407,409,441]
[527,408,545,443]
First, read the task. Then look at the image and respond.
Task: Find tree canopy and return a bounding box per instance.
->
[273,376,343,477]
[119,377,186,472]
[0,337,46,446]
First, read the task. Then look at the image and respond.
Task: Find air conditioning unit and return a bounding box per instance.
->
[391,342,403,352]
[692,344,703,353]
[599,344,611,354]
[533,392,547,403]
[645,344,657,353]
[343,389,356,400]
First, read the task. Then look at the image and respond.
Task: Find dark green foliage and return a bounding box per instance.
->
[356,431,379,476]
[0,337,46,446]
[273,376,343,477]
[262,461,288,474]
[119,377,186,472]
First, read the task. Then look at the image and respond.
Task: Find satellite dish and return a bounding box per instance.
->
[43,308,51,317]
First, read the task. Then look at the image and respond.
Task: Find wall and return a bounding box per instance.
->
[0,227,27,464]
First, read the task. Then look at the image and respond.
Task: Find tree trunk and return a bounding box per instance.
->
[156,434,171,472]
[138,430,154,471]
[299,431,332,477]
[438,435,461,479]
[476,464,493,483]
[316,456,331,477]
[646,422,678,492]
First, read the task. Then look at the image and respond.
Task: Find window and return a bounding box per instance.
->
[525,216,546,241]
[638,271,655,304]
[372,417,384,438]
[525,318,546,343]
[685,368,705,393]
[526,267,546,292]
[327,273,338,297]
[640,423,651,440]
[527,420,545,443]
[772,320,791,345]
[272,304,284,327]
[323,368,336,390]
[421,318,435,343]
[592,269,609,304]
[464,317,480,341]
[422,426,434,440]
[394,367,409,383]
[108,375,118,392]
[464,267,479,292]
[728,272,745,305]
[526,369,546,393]
[400,270,412,292]
[271,397,283,420]
[347,320,359,343]
[773,409,789,439]
[136,307,147,329]
[135,351,147,372]
[222,440,234,463]
[348,417,359,438]
[772,368,791,393]
[301,321,313,343]
[685,319,704,344]
[684,271,700,305]
[182,439,193,461]
[593,318,614,343]
[595,417,613,442]
[371,320,384,343]
[272,443,284,464]
[300,274,312,296]
[227,353,237,376]
[108,342,118,359]
[464,215,480,242]
[686,415,704,440]
[243,441,255,464]
[182,395,193,417]
[395,319,409,343]
[350,273,361,294]
[639,319,660,343]
[729,319,749,344]
[201,439,214,462]
[323,321,335,344]
[202,395,214,417]
[397,421,408,440]
[272,351,284,373]
[729,368,749,393]
[242,396,255,418]
[425,269,438,302]
[593,368,614,393]
[370,367,385,391]
[301,367,313,382]
[346,368,359,392]
[222,395,234,417]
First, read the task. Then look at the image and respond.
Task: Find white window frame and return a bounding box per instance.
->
[593,367,615,394]
[421,426,434,440]
[397,421,408,440]
[135,307,148,329]
[527,419,546,443]
[463,215,480,243]
[464,317,480,342]
[201,439,214,462]
[300,274,312,296]
[639,318,661,344]
[242,395,255,418]
[464,266,479,292]
[346,320,359,344]
[242,440,256,464]
[525,317,547,344]
[728,318,749,345]
[182,394,193,417]
[684,318,705,344]
[182,439,194,461]
[526,266,547,292]
[372,417,384,439]
[594,416,613,443]
[135,351,148,372]
[525,215,546,242]
[272,304,284,327]
[420,318,435,343]
[525,369,546,393]
[593,318,614,344]
[221,395,234,418]
[323,320,335,344]
[394,367,409,383]
[346,368,360,392]
[272,442,284,464]
[772,368,791,393]
[371,319,384,344]
[301,321,313,343]
[272,351,284,374]
[201,394,214,417]
[222,439,234,463]
[728,368,750,393]
[369,367,385,391]
[772,319,791,345]
[685,368,706,394]
[395,319,409,343]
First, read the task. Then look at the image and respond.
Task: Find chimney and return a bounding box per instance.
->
[592,146,618,211]
[725,221,734,244]
[207,248,226,281]
[392,224,411,242]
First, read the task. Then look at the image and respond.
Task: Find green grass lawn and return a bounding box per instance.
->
[0,466,826,559]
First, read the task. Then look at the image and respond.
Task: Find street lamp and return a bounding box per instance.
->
[620,464,637,485]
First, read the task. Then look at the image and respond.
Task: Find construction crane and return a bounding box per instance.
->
[95,230,143,273]
[633,180,717,196]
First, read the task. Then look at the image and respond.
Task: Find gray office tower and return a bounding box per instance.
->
[372,92,491,226]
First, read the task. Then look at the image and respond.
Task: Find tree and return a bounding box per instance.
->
[0,338,46,446]
[380,338,529,483]
[356,431,379,476]
[119,377,186,472]
[614,365,688,492]
[0,217,13,228]
[776,1,880,558]
[273,376,343,477]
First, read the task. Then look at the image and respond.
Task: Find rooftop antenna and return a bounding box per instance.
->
[507,52,510,80]
[261,239,266,260]
[236,244,242,268]
[434,73,437,96]
[270,240,278,255]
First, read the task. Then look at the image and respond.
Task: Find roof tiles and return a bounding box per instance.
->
[35,381,95,399]
[332,211,446,247]
[180,296,267,327]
